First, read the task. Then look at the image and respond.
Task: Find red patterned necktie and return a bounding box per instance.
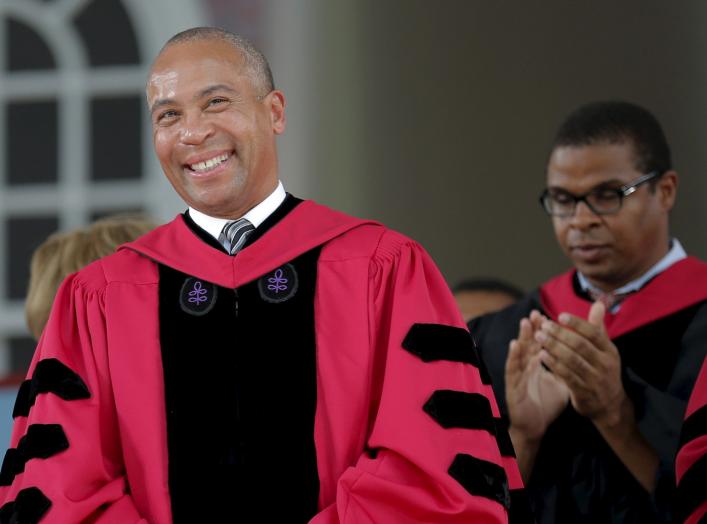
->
[587,288,634,311]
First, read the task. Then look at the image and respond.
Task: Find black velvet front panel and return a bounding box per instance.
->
[159,244,322,523]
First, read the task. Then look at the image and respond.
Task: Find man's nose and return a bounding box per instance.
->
[569,199,601,228]
[179,114,214,145]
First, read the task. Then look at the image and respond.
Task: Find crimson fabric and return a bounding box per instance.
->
[470,259,707,524]
[676,358,707,524]
[540,258,707,339]
[0,200,524,523]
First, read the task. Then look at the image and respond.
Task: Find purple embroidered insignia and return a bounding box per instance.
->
[267,269,289,293]
[258,264,298,303]
[188,281,209,303]
[180,277,218,316]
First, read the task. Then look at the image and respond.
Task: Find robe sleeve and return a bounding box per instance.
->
[312,231,531,524]
[0,273,146,523]
[675,354,707,524]
[624,301,707,521]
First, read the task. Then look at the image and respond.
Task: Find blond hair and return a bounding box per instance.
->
[25,215,156,340]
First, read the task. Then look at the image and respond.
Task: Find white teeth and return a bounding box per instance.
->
[189,153,229,172]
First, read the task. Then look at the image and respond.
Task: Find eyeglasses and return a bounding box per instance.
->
[539,171,662,217]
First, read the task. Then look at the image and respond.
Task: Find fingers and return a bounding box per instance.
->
[506,339,528,389]
[536,319,601,366]
[506,338,529,376]
[506,339,521,371]
[587,301,605,327]
[529,310,545,331]
[508,312,548,381]
[556,306,607,349]
[517,311,547,342]
[507,317,542,383]
[537,335,592,388]
[518,318,534,343]
[539,350,590,402]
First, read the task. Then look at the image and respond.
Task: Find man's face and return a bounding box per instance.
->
[147,39,285,218]
[546,142,676,291]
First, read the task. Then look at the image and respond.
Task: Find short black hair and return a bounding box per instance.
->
[162,26,274,95]
[551,101,672,175]
[453,278,524,300]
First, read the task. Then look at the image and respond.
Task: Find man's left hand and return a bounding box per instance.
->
[535,301,626,427]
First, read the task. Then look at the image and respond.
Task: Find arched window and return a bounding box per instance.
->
[0,0,207,377]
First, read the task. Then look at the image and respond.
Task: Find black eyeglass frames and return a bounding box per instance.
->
[539,171,663,217]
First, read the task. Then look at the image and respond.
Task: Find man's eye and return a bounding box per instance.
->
[592,188,620,202]
[156,110,178,123]
[207,97,228,107]
[551,191,574,205]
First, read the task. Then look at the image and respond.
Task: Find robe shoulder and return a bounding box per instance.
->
[321,223,429,263]
[45,244,159,302]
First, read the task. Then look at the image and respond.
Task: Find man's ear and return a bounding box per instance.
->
[657,170,678,211]
[269,90,286,135]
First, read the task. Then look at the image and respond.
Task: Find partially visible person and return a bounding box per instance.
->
[453,278,524,322]
[25,214,156,340]
[470,101,707,523]
[675,357,707,523]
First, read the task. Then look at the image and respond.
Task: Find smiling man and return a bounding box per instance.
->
[0,28,529,523]
[469,101,707,523]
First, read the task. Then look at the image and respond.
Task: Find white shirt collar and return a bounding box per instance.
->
[578,238,687,297]
[188,181,286,241]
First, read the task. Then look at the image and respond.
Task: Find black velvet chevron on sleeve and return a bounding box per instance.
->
[448,453,511,510]
[422,390,517,458]
[402,323,491,384]
[0,424,69,486]
[423,390,495,432]
[675,453,707,524]
[0,449,21,487]
[680,404,707,448]
[13,358,90,418]
[493,418,516,458]
[0,487,51,524]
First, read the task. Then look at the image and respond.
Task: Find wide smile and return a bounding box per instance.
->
[183,151,234,178]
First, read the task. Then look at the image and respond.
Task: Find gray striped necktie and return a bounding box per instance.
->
[218,218,255,255]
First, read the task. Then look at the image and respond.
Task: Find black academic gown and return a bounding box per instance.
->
[469,258,707,524]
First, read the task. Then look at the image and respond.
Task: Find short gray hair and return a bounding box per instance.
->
[163,26,275,95]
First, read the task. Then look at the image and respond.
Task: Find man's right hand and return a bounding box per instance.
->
[505,310,569,479]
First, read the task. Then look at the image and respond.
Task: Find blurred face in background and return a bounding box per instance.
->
[454,290,518,322]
